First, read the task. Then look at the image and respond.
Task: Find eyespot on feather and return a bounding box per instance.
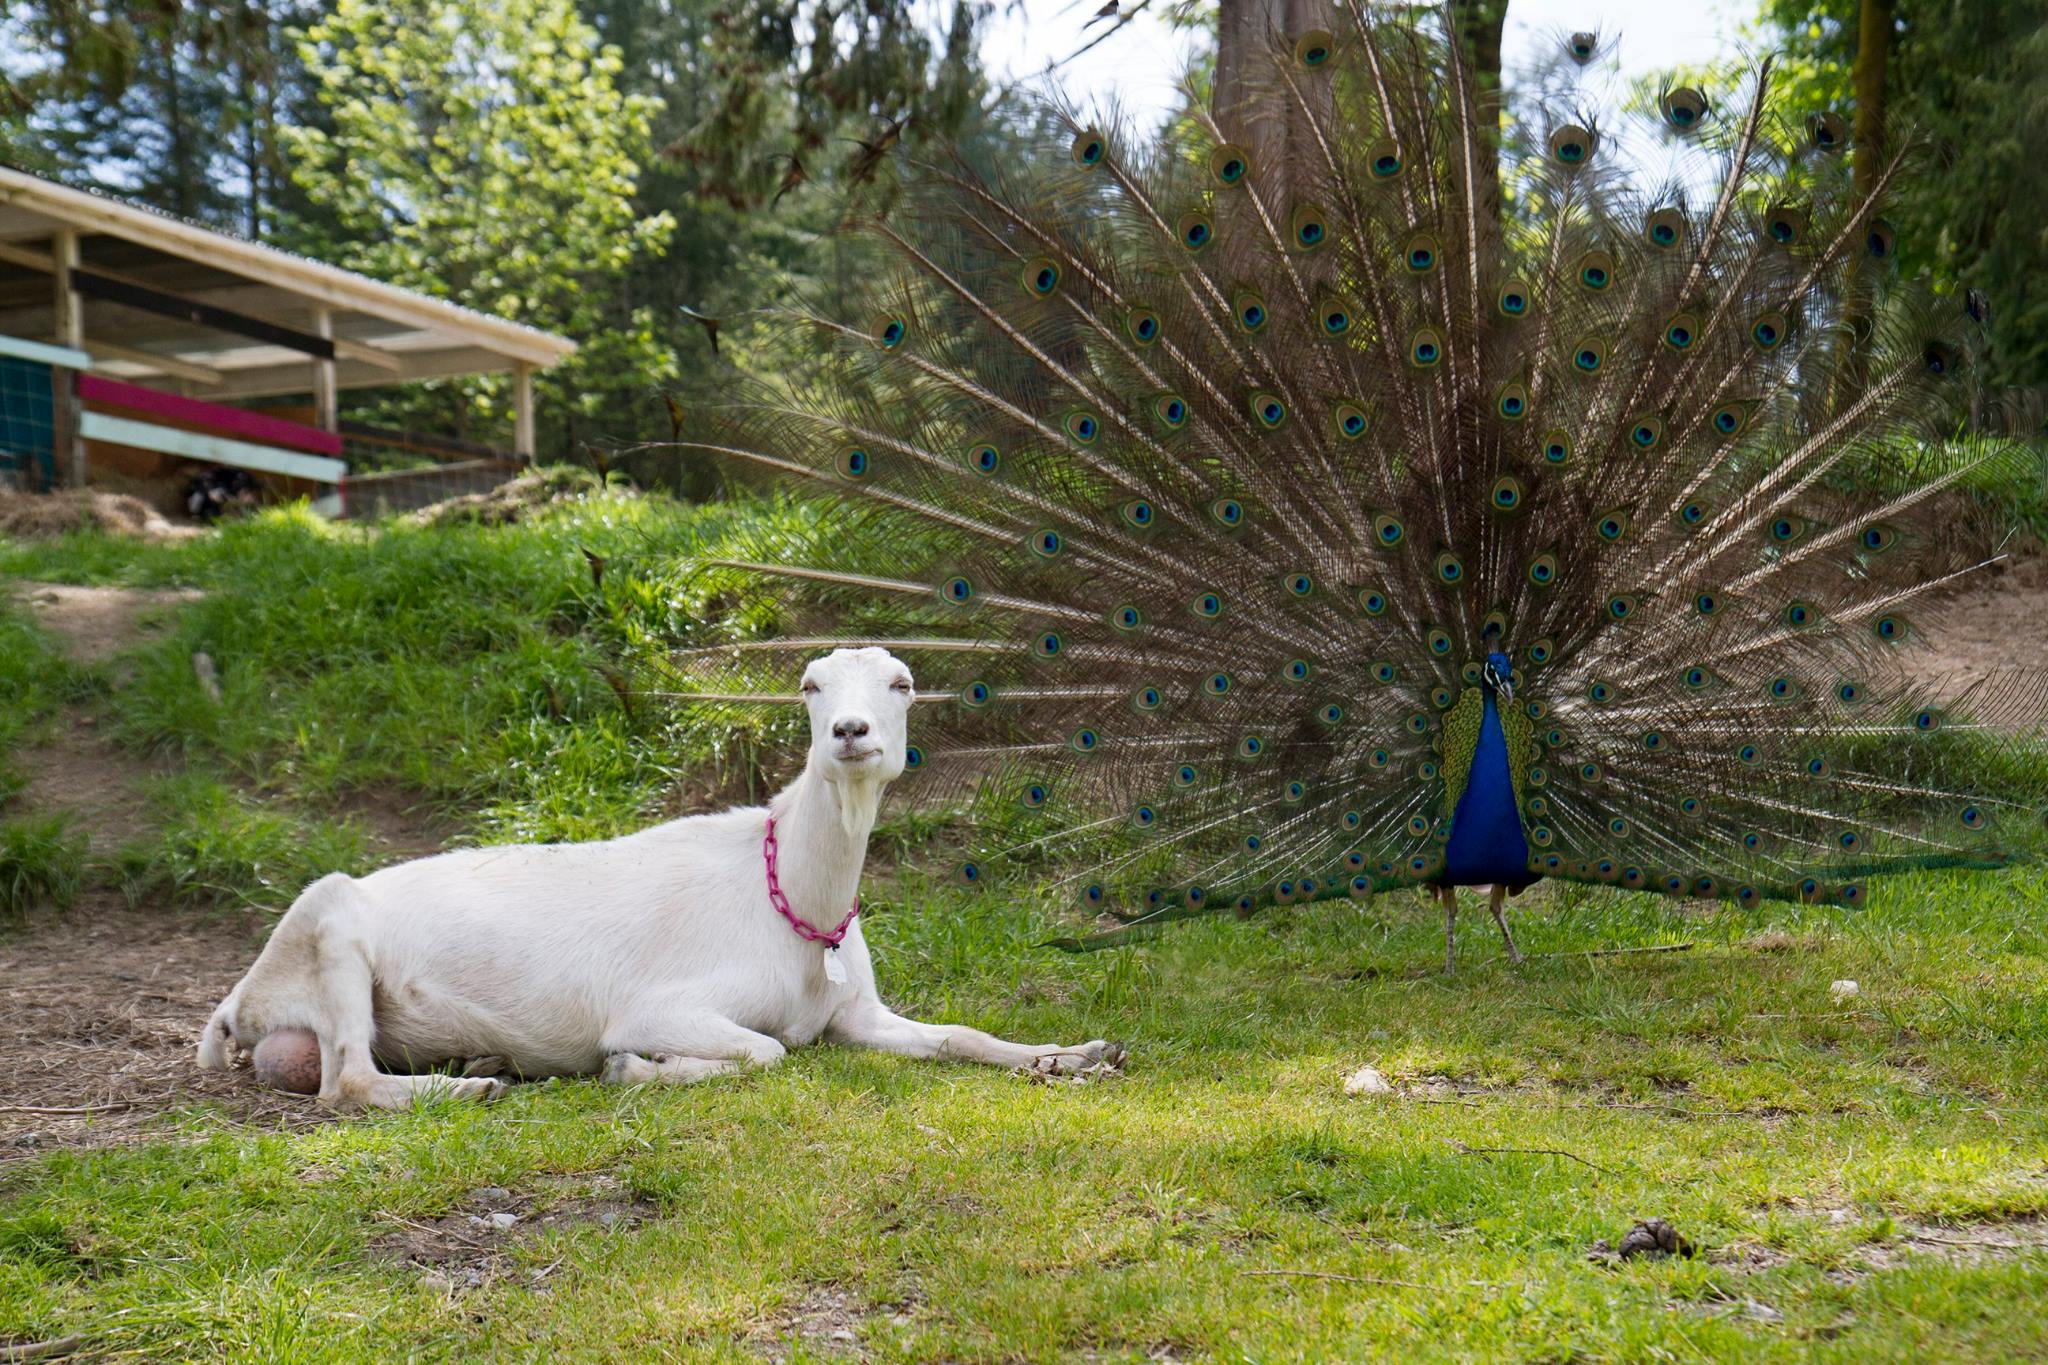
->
[872,313,908,349]
[1290,203,1331,250]
[1495,380,1530,422]
[1020,256,1061,296]
[1233,289,1270,334]
[1293,29,1335,66]
[1807,111,1849,151]
[1209,143,1251,186]
[1660,87,1708,129]
[1764,204,1807,246]
[1575,250,1614,291]
[1549,125,1595,166]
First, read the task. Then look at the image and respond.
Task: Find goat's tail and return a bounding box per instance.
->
[196,991,241,1070]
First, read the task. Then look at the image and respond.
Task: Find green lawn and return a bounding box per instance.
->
[3,492,2046,1362]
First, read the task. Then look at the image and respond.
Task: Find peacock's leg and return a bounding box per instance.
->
[1487,884,1523,965]
[1436,883,1458,973]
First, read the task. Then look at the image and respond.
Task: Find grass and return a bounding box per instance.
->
[0,813,85,923]
[114,772,370,911]
[4,490,2048,1359]
[0,596,78,806]
[5,873,2048,1360]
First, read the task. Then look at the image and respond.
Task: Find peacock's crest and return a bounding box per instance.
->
[659,3,2048,942]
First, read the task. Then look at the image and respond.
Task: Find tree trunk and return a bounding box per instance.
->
[1213,0,1332,166]
[1837,0,1893,412]
[1451,0,1507,236]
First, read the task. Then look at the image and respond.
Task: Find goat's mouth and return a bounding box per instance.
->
[834,745,882,763]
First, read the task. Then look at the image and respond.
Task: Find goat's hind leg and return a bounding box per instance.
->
[265,874,505,1110]
[599,1009,788,1088]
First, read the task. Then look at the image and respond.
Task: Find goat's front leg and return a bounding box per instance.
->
[828,997,1123,1076]
[599,1009,787,1087]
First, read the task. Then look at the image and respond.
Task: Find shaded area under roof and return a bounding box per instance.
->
[0,164,575,401]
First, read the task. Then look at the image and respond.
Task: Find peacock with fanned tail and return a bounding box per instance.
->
[659,4,2048,967]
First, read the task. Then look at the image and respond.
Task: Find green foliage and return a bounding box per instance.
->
[1749,0,2048,392]
[115,772,367,912]
[0,2,325,237]
[674,0,990,209]
[0,813,85,923]
[68,487,828,846]
[281,0,676,456]
[0,601,75,805]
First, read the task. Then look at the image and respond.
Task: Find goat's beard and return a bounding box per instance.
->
[828,771,886,841]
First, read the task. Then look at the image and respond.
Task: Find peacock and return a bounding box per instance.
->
[658,3,2048,967]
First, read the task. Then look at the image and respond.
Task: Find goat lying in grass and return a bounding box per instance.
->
[196,647,1122,1109]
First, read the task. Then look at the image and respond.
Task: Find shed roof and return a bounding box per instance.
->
[0,164,575,399]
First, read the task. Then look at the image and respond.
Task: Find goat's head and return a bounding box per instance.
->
[800,647,914,785]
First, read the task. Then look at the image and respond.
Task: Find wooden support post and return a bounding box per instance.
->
[311,308,338,432]
[512,361,535,462]
[51,229,85,488]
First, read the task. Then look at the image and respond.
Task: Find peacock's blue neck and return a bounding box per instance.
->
[1441,689,1534,888]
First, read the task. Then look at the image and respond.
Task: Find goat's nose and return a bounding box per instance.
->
[831,717,871,740]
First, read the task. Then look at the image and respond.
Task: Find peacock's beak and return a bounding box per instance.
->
[1496,676,1514,705]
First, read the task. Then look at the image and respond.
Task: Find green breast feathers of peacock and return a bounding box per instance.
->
[663,4,2048,945]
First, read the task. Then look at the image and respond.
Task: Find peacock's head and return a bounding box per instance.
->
[1483,650,1515,704]
[800,647,915,783]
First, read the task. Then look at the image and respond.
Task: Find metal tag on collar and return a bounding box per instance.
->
[823,946,849,985]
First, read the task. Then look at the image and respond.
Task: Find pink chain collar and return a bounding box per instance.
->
[763,814,859,948]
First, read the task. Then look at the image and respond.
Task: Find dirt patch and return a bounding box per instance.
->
[11,580,200,666]
[0,577,458,1155]
[0,490,198,542]
[1912,552,2048,687]
[16,731,159,854]
[335,786,461,865]
[748,1285,904,1361]
[7,580,201,852]
[1874,1216,2048,1267]
[0,896,320,1156]
[373,1177,654,1293]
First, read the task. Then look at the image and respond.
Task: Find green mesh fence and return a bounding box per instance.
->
[0,356,57,491]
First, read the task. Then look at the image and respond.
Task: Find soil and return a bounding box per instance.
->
[0,582,445,1157]
[1907,552,2048,689]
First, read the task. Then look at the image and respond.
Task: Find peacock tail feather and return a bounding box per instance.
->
[657,4,2048,940]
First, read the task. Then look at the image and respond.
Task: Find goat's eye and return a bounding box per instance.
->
[801,683,820,695]
[892,679,912,693]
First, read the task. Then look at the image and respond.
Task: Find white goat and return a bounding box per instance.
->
[196,647,1122,1109]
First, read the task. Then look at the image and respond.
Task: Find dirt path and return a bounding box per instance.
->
[1909,552,2048,687]
[0,582,441,1156]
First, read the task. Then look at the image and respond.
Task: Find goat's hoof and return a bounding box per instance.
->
[460,1055,510,1079]
[447,1076,508,1103]
[1027,1039,1126,1078]
[600,1052,651,1086]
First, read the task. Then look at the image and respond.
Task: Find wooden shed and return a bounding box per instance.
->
[0,165,575,516]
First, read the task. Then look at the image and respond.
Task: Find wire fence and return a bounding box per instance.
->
[0,357,57,492]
